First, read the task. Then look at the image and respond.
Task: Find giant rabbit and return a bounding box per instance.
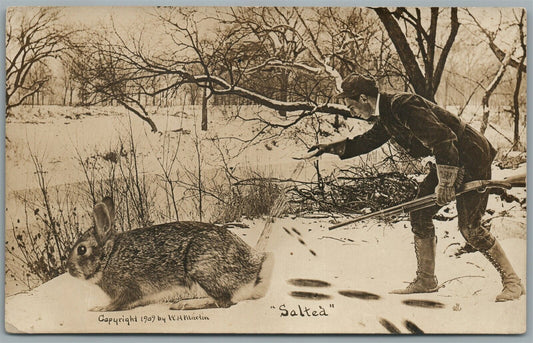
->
[67,197,274,311]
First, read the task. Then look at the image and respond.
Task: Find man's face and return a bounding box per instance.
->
[343,94,376,120]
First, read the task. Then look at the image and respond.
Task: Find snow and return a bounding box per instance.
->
[4,106,527,334]
[5,206,526,334]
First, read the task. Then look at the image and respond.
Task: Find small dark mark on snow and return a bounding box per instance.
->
[379,318,401,334]
[289,291,332,300]
[298,238,306,245]
[404,320,424,334]
[287,279,331,288]
[292,228,301,236]
[318,236,344,242]
[402,299,445,309]
[466,261,484,271]
[283,227,292,236]
[309,249,317,256]
[338,290,381,300]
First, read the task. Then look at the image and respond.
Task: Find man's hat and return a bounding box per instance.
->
[336,73,377,100]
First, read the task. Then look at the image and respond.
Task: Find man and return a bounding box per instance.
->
[307,73,524,302]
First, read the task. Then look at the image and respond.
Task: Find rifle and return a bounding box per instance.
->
[329,172,526,230]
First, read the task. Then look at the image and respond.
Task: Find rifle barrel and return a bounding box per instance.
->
[328,173,526,231]
[329,194,437,230]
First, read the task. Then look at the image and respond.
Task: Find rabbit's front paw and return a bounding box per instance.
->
[170,298,217,310]
[90,305,111,312]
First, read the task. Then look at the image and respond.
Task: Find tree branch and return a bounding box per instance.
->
[432,8,459,91]
[373,7,427,96]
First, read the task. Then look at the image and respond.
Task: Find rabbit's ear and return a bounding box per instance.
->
[94,202,113,242]
[101,197,115,226]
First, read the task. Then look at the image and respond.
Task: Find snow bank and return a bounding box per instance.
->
[6,212,526,334]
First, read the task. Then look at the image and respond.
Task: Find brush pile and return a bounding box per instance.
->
[289,167,419,214]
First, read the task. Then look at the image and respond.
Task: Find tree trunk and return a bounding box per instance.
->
[480,51,513,134]
[69,87,73,106]
[373,7,458,103]
[512,9,526,150]
[512,67,524,149]
[201,87,208,131]
[63,85,68,105]
[278,71,289,117]
[333,114,340,132]
[374,8,428,99]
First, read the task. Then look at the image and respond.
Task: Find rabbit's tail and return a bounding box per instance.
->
[230,252,274,303]
[255,193,288,251]
[251,252,275,299]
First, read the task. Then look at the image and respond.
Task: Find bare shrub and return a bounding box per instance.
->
[211,168,284,223]
[289,165,419,215]
[5,152,88,289]
[74,125,157,230]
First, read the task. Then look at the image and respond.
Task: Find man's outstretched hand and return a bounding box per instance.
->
[293,140,346,160]
[306,144,330,157]
[292,147,324,160]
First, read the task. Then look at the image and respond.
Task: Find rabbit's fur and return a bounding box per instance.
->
[67,197,274,311]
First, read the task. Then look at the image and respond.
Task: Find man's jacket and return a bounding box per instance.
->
[340,92,495,170]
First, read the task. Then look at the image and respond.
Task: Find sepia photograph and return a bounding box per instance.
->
[4,6,527,334]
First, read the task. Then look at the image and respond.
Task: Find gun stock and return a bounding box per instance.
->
[502,172,526,187]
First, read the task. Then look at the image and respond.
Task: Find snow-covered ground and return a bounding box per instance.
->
[5,204,527,334]
[4,105,527,334]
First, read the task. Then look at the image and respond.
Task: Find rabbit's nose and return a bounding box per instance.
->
[67,262,78,277]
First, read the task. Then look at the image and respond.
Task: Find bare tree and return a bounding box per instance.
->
[479,50,514,134]
[470,9,527,75]
[67,8,413,134]
[72,8,364,133]
[466,9,527,144]
[6,8,72,115]
[70,28,160,131]
[373,7,459,102]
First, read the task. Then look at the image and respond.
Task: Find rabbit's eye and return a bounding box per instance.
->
[77,245,87,256]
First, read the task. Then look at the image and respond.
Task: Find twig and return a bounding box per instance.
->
[488,123,513,144]
[437,275,485,290]
[301,213,337,219]
[317,236,345,242]
[443,242,460,254]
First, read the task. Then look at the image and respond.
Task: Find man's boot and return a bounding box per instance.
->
[390,236,439,294]
[482,241,525,302]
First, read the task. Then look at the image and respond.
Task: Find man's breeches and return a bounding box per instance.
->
[410,164,495,251]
